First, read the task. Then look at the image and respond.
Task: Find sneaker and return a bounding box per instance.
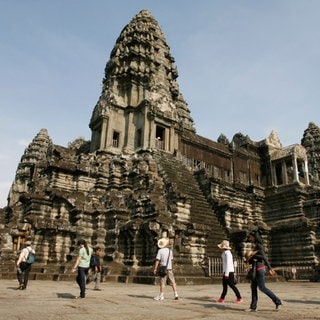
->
[154,295,164,301]
[245,308,257,312]
[275,302,282,311]
[174,295,179,300]
[217,298,225,303]
[234,298,243,303]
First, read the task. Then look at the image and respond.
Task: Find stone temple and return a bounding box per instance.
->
[1,10,320,282]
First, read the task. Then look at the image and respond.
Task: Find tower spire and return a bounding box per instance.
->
[89,10,195,153]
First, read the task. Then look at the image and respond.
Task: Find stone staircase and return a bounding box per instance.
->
[0,258,224,284]
[153,151,226,257]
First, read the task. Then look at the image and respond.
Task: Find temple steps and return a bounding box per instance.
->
[153,152,226,256]
[0,268,284,285]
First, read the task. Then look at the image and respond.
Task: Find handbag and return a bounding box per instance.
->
[246,263,256,281]
[157,248,170,277]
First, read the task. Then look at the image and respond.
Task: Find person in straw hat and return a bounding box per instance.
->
[153,236,179,301]
[216,240,243,303]
[245,230,282,312]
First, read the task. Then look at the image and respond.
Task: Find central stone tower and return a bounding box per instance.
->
[89,10,195,155]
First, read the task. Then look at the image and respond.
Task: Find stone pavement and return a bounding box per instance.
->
[0,279,319,320]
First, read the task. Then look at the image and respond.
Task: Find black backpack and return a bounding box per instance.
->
[90,254,98,268]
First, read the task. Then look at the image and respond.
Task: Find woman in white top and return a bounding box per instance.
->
[216,240,242,303]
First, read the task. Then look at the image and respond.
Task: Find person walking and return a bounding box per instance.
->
[71,239,93,298]
[153,237,179,301]
[16,240,35,290]
[216,240,243,303]
[88,246,102,291]
[245,230,282,312]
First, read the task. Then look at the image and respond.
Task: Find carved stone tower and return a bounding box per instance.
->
[89,10,195,155]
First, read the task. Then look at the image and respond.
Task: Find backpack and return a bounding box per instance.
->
[26,248,35,264]
[90,254,97,268]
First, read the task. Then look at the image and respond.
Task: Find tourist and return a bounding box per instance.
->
[71,239,93,298]
[216,240,243,303]
[88,246,102,291]
[245,230,282,312]
[16,240,35,290]
[153,237,179,301]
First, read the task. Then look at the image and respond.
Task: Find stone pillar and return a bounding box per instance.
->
[304,160,310,185]
[150,119,156,148]
[292,156,299,183]
[123,111,134,153]
[170,126,178,152]
[99,117,108,150]
[164,127,169,152]
[142,109,149,149]
[282,161,288,184]
[230,158,234,184]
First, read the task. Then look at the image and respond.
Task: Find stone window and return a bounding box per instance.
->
[275,162,283,185]
[204,162,212,174]
[112,131,120,148]
[239,171,247,184]
[224,169,231,183]
[213,166,221,179]
[286,160,294,183]
[155,125,165,150]
[297,160,306,183]
[136,128,142,148]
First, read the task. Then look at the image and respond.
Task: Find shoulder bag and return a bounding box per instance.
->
[157,248,170,277]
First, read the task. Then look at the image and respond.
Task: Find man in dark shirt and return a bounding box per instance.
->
[88,246,102,291]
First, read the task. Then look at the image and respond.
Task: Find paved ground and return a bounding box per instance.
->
[0,279,319,320]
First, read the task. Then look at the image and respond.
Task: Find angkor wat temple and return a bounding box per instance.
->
[1,10,320,282]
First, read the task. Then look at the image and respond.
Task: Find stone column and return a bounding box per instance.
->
[99,117,108,150]
[292,156,299,183]
[304,160,310,185]
[282,161,288,184]
[169,127,174,153]
[149,119,156,148]
[123,111,134,152]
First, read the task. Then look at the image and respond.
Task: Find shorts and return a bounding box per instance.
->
[160,269,176,285]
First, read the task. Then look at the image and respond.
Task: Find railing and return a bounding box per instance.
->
[112,139,119,147]
[207,257,315,281]
[274,266,315,281]
[208,257,247,278]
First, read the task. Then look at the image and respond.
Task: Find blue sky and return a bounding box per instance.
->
[1,0,320,207]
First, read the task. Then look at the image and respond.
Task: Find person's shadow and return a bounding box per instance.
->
[7,286,21,290]
[56,293,76,299]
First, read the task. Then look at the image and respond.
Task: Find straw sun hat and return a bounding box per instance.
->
[244,250,259,261]
[157,237,169,249]
[217,240,231,250]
